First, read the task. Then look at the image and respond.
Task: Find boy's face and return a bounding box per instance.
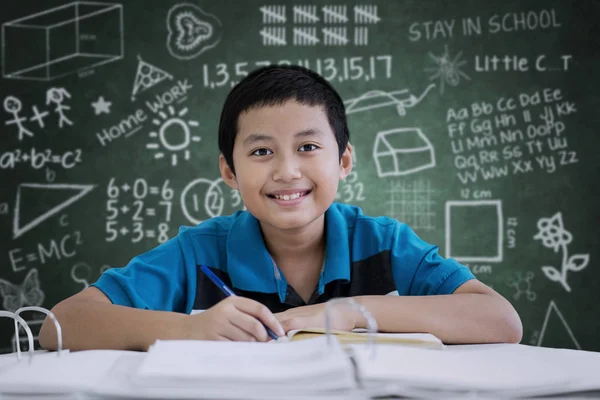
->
[220,100,352,231]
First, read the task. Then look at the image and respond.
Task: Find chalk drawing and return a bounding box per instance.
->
[322,5,347,24]
[293,27,319,45]
[71,262,110,290]
[260,4,379,46]
[345,84,435,116]
[131,55,174,101]
[386,180,436,231]
[13,183,96,239]
[46,87,73,128]
[507,271,536,301]
[373,128,436,177]
[146,105,201,167]
[534,212,589,292]
[322,27,348,45]
[445,200,503,262]
[425,44,470,94]
[2,2,123,81]
[260,27,287,46]
[354,27,369,46]
[353,5,380,24]
[91,96,112,115]
[166,3,222,60]
[0,268,45,312]
[293,5,319,24]
[3,96,34,140]
[260,5,286,24]
[180,178,218,225]
[29,105,49,128]
[537,300,581,350]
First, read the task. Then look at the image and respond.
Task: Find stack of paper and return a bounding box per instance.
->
[350,342,600,398]
[3,337,600,399]
[0,350,124,396]
[93,336,358,399]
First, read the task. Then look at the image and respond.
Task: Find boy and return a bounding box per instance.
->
[40,65,522,351]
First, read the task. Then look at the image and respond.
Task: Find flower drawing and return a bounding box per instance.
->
[534,212,589,292]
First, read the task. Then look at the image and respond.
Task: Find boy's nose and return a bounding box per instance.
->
[272,156,302,182]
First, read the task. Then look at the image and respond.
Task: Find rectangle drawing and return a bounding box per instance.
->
[445,200,503,262]
[2,2,123,81]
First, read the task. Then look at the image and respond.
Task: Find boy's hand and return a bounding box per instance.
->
[187,297,285,341]
[274,303,357,333]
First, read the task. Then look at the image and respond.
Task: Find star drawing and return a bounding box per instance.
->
[91,96,112,115]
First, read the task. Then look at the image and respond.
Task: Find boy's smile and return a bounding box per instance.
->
[220,100,352,232]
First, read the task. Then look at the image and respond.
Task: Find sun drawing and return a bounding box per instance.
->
[146,105,201,166]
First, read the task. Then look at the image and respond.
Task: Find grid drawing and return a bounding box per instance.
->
[386,179,436,231]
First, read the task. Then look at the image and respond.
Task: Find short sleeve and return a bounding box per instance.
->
[91,235,188,312]
[390,222,475,295]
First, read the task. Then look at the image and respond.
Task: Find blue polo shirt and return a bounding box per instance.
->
[92,203,475,314]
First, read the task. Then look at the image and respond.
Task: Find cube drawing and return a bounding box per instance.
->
[2,2,123,81]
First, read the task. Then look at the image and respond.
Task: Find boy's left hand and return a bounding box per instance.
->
[274,303,357,333]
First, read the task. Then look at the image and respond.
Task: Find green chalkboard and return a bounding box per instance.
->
[1,0,599,353]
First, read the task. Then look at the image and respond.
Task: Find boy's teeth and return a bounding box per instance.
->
[275,192,302,200]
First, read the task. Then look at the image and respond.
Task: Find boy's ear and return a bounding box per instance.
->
[219,154,238,190]
[339,143,353,180]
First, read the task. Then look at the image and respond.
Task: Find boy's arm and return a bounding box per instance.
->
[39,287,189,351]
[354,279,523,344]
[275,280,522,344]
[39,287,286,351]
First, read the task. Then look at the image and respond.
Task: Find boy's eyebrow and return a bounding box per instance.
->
[242,129,323,146]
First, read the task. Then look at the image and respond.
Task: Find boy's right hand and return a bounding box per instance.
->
[186,297,285,342]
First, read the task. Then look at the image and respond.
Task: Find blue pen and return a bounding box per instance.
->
[200,265,280,340]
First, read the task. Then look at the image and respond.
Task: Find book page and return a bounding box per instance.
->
[287,328,444,349]
[351,343,600,395]
[135,336,356,391]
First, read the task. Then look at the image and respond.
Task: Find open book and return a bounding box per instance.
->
[286,328,445,349]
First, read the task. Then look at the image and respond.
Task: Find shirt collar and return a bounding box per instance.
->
[226,204,351,293]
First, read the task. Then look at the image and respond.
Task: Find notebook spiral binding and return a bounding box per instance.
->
[0,306,65,361]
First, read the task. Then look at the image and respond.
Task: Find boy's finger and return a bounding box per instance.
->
[221,323,258,342]
[229,311,269,342]
[232,298,285,337]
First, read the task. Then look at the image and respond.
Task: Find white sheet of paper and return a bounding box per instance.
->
[135,336,356,392]
[0,350,124,394]
[351,343,600,396]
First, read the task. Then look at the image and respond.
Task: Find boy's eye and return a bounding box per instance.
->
[251,148,273,156]
[299,144,318,152]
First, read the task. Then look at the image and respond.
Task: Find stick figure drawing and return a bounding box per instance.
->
[3,96,34,140]
[46,87,73,128]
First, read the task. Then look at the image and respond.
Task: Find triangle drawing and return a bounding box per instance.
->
[12,183,96,239]
[131,54,173,101]
[536,300,581,350]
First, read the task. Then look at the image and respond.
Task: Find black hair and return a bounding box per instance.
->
[218,65,349,175]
